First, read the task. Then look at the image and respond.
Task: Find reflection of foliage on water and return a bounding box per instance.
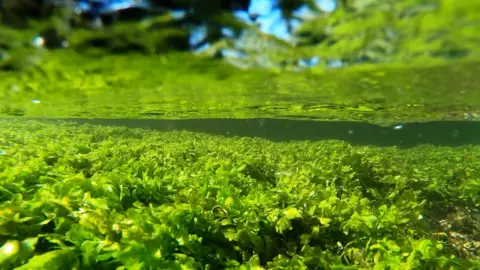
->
[0,0,479,70]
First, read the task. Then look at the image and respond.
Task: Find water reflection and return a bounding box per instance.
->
[32,118,480,147]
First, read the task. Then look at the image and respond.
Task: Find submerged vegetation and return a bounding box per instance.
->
[0,1,479,269]
[0,119,479,269]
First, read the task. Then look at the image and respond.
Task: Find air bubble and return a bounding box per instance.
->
[394,124,403,130]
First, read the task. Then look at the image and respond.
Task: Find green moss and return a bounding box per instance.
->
[0,119,478,269]
[0,49,479,124]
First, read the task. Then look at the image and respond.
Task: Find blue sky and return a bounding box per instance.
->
[195,0,340,68]
[190,0,337,48]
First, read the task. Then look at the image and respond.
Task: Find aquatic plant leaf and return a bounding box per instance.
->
[13,249,79,270]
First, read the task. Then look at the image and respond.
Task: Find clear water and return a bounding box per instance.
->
[1,49,479,269]
[32,117,480,147]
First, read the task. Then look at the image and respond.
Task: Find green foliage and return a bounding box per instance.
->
[0,119,478,269]
[0,48,479,124]
[296,0,480,66]
[3,0,480,70]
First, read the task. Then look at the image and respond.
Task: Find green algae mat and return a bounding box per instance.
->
[0,119,479,269]
[1,51,479,124]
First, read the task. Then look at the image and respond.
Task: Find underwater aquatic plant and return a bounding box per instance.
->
[0,119,478,269]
